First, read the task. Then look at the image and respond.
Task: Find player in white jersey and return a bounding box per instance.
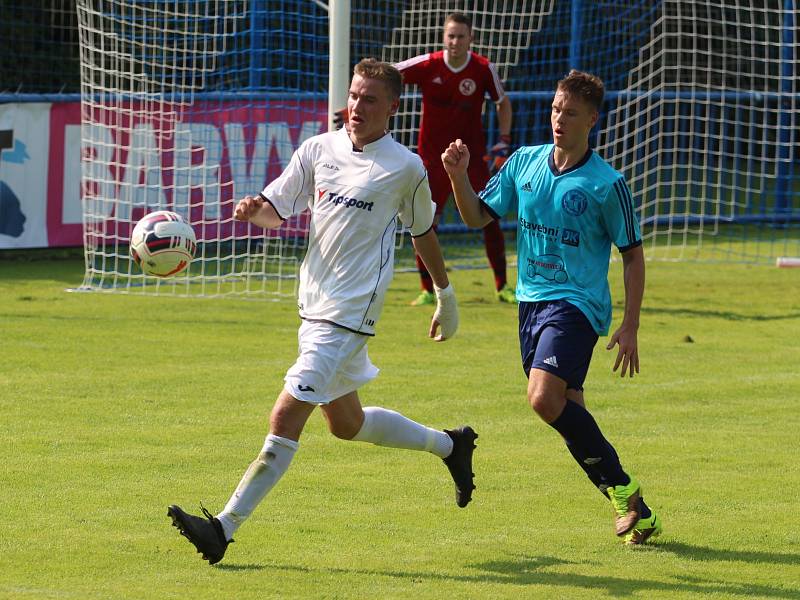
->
[167,59,478,565]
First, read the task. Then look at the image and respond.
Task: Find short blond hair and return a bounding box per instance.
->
[353,58,402,100]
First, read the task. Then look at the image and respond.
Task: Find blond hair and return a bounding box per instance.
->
[353,58,402,100]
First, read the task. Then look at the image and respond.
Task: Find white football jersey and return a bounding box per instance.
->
[262,128,435,335]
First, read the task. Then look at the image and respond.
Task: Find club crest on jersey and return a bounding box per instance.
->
[459,78,477,96]
[324,190,374,212]
[562,189,588,216]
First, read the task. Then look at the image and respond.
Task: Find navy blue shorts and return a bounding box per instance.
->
[519,299,599,390]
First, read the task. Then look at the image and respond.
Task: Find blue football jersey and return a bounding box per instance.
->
[479,144,641,335]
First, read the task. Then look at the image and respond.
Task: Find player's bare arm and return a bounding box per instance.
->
[606,244,645,377]
[234,195,284,229]
[441,140,493,229]
[487,96,514,172]
[412,230,458,341]
[495,95,512,140]
[411,229,449,290]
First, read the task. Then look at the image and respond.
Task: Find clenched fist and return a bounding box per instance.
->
[234,195,264,222]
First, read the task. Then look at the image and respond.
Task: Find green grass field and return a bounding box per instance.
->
[2,255,799,599]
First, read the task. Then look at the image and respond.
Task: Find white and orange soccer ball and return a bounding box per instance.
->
[130,211,196,277]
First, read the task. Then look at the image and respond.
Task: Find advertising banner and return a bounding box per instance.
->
[0,103,52,248]
[0,101,325,249]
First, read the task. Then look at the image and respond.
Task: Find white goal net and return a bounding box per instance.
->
[74,1,799,299]
[597,0,799,262]
[379,0,555,153]
[75,0,323,297]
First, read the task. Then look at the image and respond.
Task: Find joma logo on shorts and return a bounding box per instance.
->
[326,192,374,212]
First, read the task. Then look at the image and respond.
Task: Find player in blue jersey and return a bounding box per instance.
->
[442,69,661,545]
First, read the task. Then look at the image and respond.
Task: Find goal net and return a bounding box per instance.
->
[380,1,555,153]
[372,1,557,268]
[362,0,798,264]
[597,0,799,262]
[74,1,799,298]
[75,0,328,297]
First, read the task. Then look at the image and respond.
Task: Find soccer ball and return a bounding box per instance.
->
[130,211,196,277]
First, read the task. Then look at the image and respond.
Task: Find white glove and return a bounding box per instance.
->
[430,283,458,341]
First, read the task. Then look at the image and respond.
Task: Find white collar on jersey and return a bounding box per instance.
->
[443,50,472,74]
[342,127,393,152]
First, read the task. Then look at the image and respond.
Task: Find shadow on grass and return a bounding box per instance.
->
[657,540,800,565]
[640,305,800,322]
[257,549,800,599]
[472,552,800,599]
[215,563,267,572]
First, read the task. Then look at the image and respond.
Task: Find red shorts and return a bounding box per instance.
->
[424,159,491,215]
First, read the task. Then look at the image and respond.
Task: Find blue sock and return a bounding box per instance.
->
[565,440,609,498]
[565,436,653,519]
[549,399,629,487]
[639,497,652,519]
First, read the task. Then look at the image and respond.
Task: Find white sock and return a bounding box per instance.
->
[216,434,298,541]
[352,406,453,458]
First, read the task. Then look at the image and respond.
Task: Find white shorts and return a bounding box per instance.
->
[284,320,379,405]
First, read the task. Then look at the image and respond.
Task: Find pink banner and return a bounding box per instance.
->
[48,102,82,246]
[2,100,325,249]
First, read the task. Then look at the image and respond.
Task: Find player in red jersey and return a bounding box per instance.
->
[396,12,516,305]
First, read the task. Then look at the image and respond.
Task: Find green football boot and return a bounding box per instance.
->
[624,511,663,545]
[410,290,435,306]
[608,477,641,536]
[495,285,518,304]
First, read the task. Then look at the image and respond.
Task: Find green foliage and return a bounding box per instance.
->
[1,257,799,599]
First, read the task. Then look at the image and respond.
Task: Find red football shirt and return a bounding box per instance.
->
[396,50,506,167]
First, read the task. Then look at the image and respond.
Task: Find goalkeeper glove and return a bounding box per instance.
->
[431,283,458,341]
[332,107,348,130]
[486,134,512,173]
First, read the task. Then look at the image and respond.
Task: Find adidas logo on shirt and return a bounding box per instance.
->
[521,181,533,192]
[432,76,443,84]
[543,355,559,368]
